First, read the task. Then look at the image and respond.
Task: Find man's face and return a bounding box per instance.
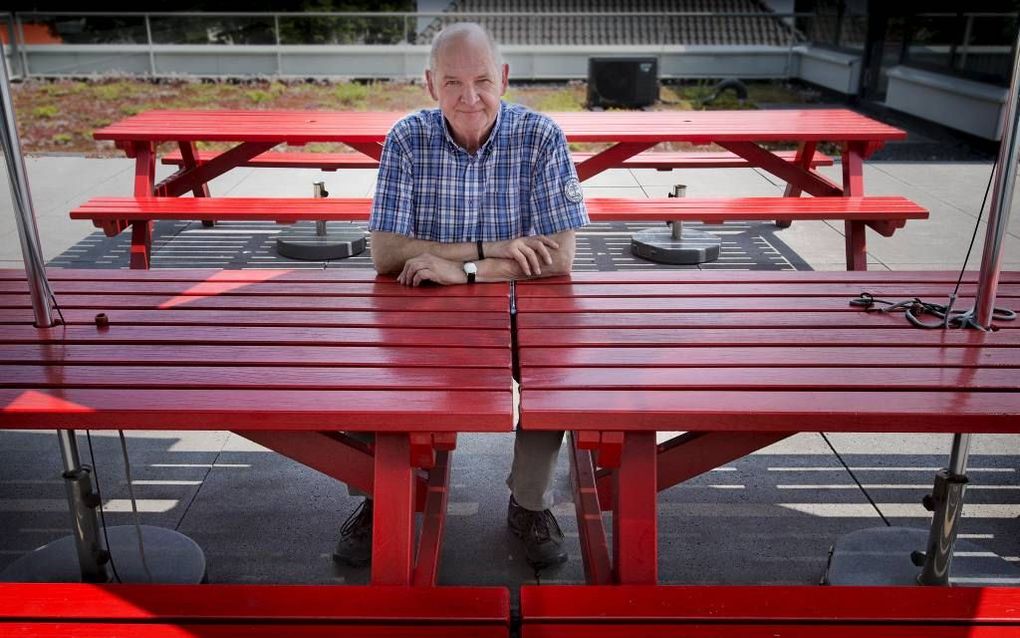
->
[426,35,509,150]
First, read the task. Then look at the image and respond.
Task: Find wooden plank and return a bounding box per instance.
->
[519,346,1020,368]
[0,279,513,298]
[0,365,508,390]
[0,626,507,638]
[516,327,1020,347]
[0,583,511,622]
[94,109,906,144]
[0,388,513,432]
[0,325,510,348]
[519,389,1020,432]
[520,585,1020,622]
[516,283,1020,298]
[517,311,1020,329]
[0,344,510,368]
[515,296,992,313]
[161,148,836,170]
[0,294,509,312]
[4,308,509,329]
[522,367,1020,390]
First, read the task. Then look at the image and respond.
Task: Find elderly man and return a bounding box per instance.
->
[332,22,587,570]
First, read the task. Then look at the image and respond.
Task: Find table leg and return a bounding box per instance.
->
[127,142,157,269]
[575,141,656,182]
[777,142,818,228]
[842,141,867,271]
[178,142,215,227]
[371,433,415,585]
[612,432,657,584]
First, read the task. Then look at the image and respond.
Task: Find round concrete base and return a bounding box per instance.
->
[823,526,1019,586]
[276,229,366,261]
[630,227,721,265]
[0,525,207,584]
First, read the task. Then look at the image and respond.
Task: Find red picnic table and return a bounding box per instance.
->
[0,267,513,635]
[514,269,1020,633]
[85,108,914,270]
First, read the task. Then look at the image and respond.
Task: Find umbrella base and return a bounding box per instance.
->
[823,526,1019,586]
[0,525,207,584]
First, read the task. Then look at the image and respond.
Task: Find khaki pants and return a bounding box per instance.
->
[347,430,564,512]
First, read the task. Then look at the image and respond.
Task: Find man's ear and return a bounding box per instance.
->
[425,69,439,101]
[499,64,509,95]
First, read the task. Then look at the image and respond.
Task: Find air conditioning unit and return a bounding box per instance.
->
[586,57,659,109]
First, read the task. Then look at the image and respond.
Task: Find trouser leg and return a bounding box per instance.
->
[506,429,565,511]
[347,432,374,498]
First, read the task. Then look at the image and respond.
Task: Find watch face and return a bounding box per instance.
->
[463,262,478,275]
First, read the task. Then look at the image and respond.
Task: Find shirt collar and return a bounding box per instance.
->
[440,101,505,158]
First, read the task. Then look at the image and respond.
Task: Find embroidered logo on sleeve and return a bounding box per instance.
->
[563,177,583,203]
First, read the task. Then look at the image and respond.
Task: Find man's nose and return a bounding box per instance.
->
[461,85,479,104]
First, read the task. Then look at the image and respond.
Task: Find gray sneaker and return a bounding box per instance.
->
[507,496,568,568]
[332,498,372,567]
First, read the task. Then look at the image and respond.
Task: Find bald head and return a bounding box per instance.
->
[429,22,503,74]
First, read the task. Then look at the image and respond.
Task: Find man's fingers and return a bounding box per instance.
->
[522,245,542,276]
[512,248,532,276]
[535,242,554,266]
[412,267,432,287]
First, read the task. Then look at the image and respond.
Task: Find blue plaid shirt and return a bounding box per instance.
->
[369,101,588,242]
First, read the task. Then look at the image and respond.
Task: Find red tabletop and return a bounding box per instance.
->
[0,268,513,433]
[95,108,906,145]
[516,270,1020,434]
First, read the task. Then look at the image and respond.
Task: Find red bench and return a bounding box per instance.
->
[521,585,1020,638]
[70,195,927,270]
[0,583,511,638]
[161,149,835,172]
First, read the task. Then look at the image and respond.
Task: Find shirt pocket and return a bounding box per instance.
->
[483,178,523,240]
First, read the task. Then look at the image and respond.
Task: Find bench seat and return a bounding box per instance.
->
[162,149,835,172]
[70,195,927,270]
[521,585,1020,638]
[0,583,510,637]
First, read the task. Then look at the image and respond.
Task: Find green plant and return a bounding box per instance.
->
[51,132,73,145]
[533,89,583,112]
[245,90,271,104]
[33,105,59,119]
[95,82,132,101]
[333,82,370,106]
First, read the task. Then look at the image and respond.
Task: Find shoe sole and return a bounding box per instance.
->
[507,520,568,569]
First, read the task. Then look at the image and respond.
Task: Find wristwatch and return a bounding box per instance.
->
[462,261,478,284]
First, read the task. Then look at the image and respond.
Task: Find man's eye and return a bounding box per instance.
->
[446,80,460,86]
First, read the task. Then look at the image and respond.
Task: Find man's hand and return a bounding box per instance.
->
[397,253,467,287]
[485,235,559,277]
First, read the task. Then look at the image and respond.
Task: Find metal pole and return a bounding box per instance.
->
[145,14,156,77]
[16,15,28,80]
[274,14,282,75]
[0,42,56,328]
[970,28,1020,329]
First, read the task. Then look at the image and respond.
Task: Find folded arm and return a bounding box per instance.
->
[372,229,577,286]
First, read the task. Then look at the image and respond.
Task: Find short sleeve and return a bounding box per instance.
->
[528,123,589,235]
[369,123,415,237]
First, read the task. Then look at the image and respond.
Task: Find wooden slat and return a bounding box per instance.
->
[517,311,1019,329]
[160,148,835,170]
[515,296,990,313]
[0,279,511,298]
[519,346,1020,368]
[523,367,1020,390]
[516,327,1020,347]
[0,388,512,431]
[3,269,1017,285]
[0,325,510,348]
[69,195,927,225]
[1,308,508,329]
[0,344,509,368]
[94,109,905,144]
[517,283,1020,298]
[0,294,509,312]
[520,584,1020,623]
[0,583,511,622]
[520,389,1020,432]
[0,365,508,390]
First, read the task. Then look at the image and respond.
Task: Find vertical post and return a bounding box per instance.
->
[274,14,282,76]
[959,14,974,70]
[57,431,111,582]
[145,14,156,77]
[0,43,55,327]
[16,14,28,80]
[971,28,1020,329]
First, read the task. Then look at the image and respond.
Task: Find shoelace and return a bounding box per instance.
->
[339,500,372,539]
[530,509,561,543]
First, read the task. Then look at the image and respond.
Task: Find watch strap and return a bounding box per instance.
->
[476,239,485,261]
